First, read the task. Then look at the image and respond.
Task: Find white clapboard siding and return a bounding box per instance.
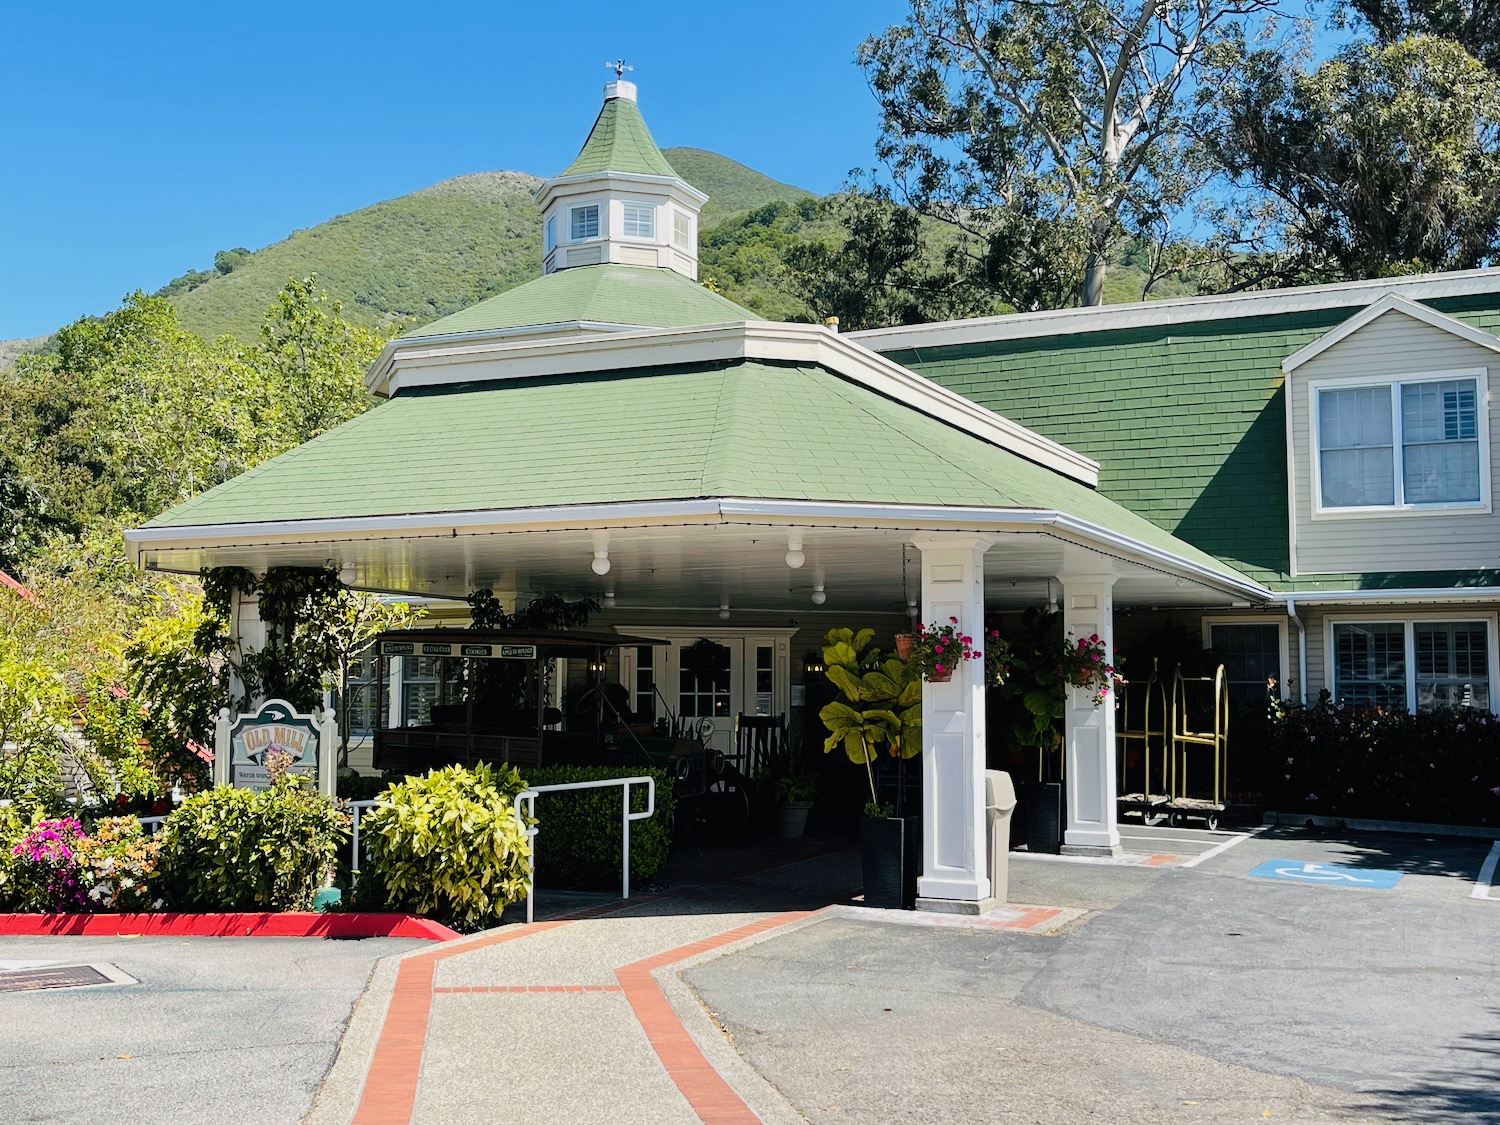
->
[1289,309,1500,574]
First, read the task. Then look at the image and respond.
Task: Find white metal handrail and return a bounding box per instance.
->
[348,799,378,876]
[137,815,167,836]
[513,776,655,924]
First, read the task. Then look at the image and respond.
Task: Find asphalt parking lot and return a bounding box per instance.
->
[0,934,425,1125]
[690,824,1500,1124]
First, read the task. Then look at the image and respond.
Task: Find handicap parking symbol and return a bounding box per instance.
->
[1248,859,1404,889]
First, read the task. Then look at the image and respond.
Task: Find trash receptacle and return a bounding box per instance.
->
[985,770,1018,903]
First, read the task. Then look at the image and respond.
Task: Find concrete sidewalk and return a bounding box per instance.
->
[307,848,1082,1125]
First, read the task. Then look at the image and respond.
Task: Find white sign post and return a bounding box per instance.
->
[214,699,337,798]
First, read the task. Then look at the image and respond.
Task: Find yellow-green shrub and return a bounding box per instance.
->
[360,763,532,932]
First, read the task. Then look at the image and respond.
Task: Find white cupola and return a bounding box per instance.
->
[535,79,707,279]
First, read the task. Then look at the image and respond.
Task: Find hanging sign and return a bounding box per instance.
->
[213,699,337,796]
[378,640,537,660]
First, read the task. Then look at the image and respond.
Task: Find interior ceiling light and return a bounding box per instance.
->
[906,598,919,619]
[785,534,805,569]
[591,547,611,576]
[811,584,827,606]
[718,602,731,620]
[602,589,616,608]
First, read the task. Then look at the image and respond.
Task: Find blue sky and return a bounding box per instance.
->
[0,1,913,340]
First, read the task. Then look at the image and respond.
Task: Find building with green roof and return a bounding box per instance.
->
[125,74,1500,908]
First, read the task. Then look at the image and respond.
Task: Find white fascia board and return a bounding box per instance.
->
[1270,586,1500,606]
[1282,293,1500,373]
[849,268,1500,353]
[365,321,658,394]
[127,497,1268,601]
[374,321,1099,485]
[535,171,709,210]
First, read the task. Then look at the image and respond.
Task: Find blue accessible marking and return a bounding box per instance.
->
[1248,859,1404,889]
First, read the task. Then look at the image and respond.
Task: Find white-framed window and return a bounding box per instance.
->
[622,201,655,239]
[1326,614,1495,712]
[544,215,557,254]
[673,210,693,250]
[569,204,600,241]
[1204,618,1288,706]
[1311,369,1488,515]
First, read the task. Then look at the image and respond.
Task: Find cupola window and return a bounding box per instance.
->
[570,204,600,241]
[623,201,655,239]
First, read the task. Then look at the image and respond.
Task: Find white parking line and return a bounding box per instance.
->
[1180,830,1257,869]
[1471,841,1500,900]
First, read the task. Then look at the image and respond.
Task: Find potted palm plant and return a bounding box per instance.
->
[818,628,923,908]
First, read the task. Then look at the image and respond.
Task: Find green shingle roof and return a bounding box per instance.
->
[559,95,678,179]
[407,264,756,338]
[884,292,1500,590]
[143,358,1254,587]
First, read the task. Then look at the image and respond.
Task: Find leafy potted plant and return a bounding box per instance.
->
[818,628,923,908]
[772,761,819,838]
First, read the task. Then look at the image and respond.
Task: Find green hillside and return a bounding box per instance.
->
[664,148,814,227]
[167,151,815,342]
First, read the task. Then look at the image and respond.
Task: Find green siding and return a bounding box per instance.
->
[407,264,755,338]
[558,96,678,179]
[885,295,1500,590]
[141,358,1253,588]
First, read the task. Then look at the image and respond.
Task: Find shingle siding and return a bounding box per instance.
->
[883,293,1500,591]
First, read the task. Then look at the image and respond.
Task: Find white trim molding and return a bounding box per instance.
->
[126,497,1271,603]
[1283,294,1500,373]
[849,270,1500,353]
[367,320,1100,485]
[1272,587,1500,606]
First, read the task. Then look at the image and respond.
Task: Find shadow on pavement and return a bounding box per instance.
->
[1359,1015,1500,1123]
[507,834,864,923]
[1252,824,1494,879]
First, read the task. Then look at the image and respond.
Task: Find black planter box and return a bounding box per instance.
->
[1023,781,1063,855]
[861,815,920,909]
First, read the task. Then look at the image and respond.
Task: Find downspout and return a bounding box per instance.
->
[1286,597,1307,706]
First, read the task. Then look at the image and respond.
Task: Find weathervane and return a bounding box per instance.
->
[607,59,633,78]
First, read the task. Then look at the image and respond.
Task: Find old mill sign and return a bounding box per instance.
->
[214,699,337,796]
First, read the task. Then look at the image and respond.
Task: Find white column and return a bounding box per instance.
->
[1060,569,1122,855]
[228,589,267,713]
[913,536,992,906]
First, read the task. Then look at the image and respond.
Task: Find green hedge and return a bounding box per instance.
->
[522,766,675,891]
[156,777,349,911]
[1270,695,1500,825]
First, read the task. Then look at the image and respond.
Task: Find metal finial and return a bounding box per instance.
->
[606,59,634,78]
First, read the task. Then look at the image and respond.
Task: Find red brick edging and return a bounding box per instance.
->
[351,909,815,1124]
[0,912,459,940]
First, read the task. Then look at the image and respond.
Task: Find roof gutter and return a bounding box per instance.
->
[1268,587,1500,606]
[126,497,1271,603]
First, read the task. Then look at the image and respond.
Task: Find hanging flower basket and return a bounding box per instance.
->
[904,618,980,683]
[894,633,916,660]
[1059,631,1122,706]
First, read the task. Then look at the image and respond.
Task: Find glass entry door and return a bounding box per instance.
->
[618,632,792,758]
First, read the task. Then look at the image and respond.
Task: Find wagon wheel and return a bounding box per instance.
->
[1142,810,1167,827]
[699,768,751,845]
[1168,811,1185,828]
[1204,811,1221,832]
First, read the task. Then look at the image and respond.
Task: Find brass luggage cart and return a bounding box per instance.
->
[1165,664,1229,829]
[1116,660,1171,825]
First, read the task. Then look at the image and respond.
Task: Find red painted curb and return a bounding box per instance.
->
[0,912,460,940]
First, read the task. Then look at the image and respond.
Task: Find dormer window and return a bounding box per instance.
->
[570,204,600,241]
[1312,369,1488,514]
[622,201,655,239]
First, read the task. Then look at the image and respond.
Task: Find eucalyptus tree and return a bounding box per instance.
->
[1212,34,1500,281]
[859,0,1279,308]
[1344,0,1500,70]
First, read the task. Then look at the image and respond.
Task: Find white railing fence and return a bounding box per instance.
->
[513,776,655,924]
[342,777,655,925]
